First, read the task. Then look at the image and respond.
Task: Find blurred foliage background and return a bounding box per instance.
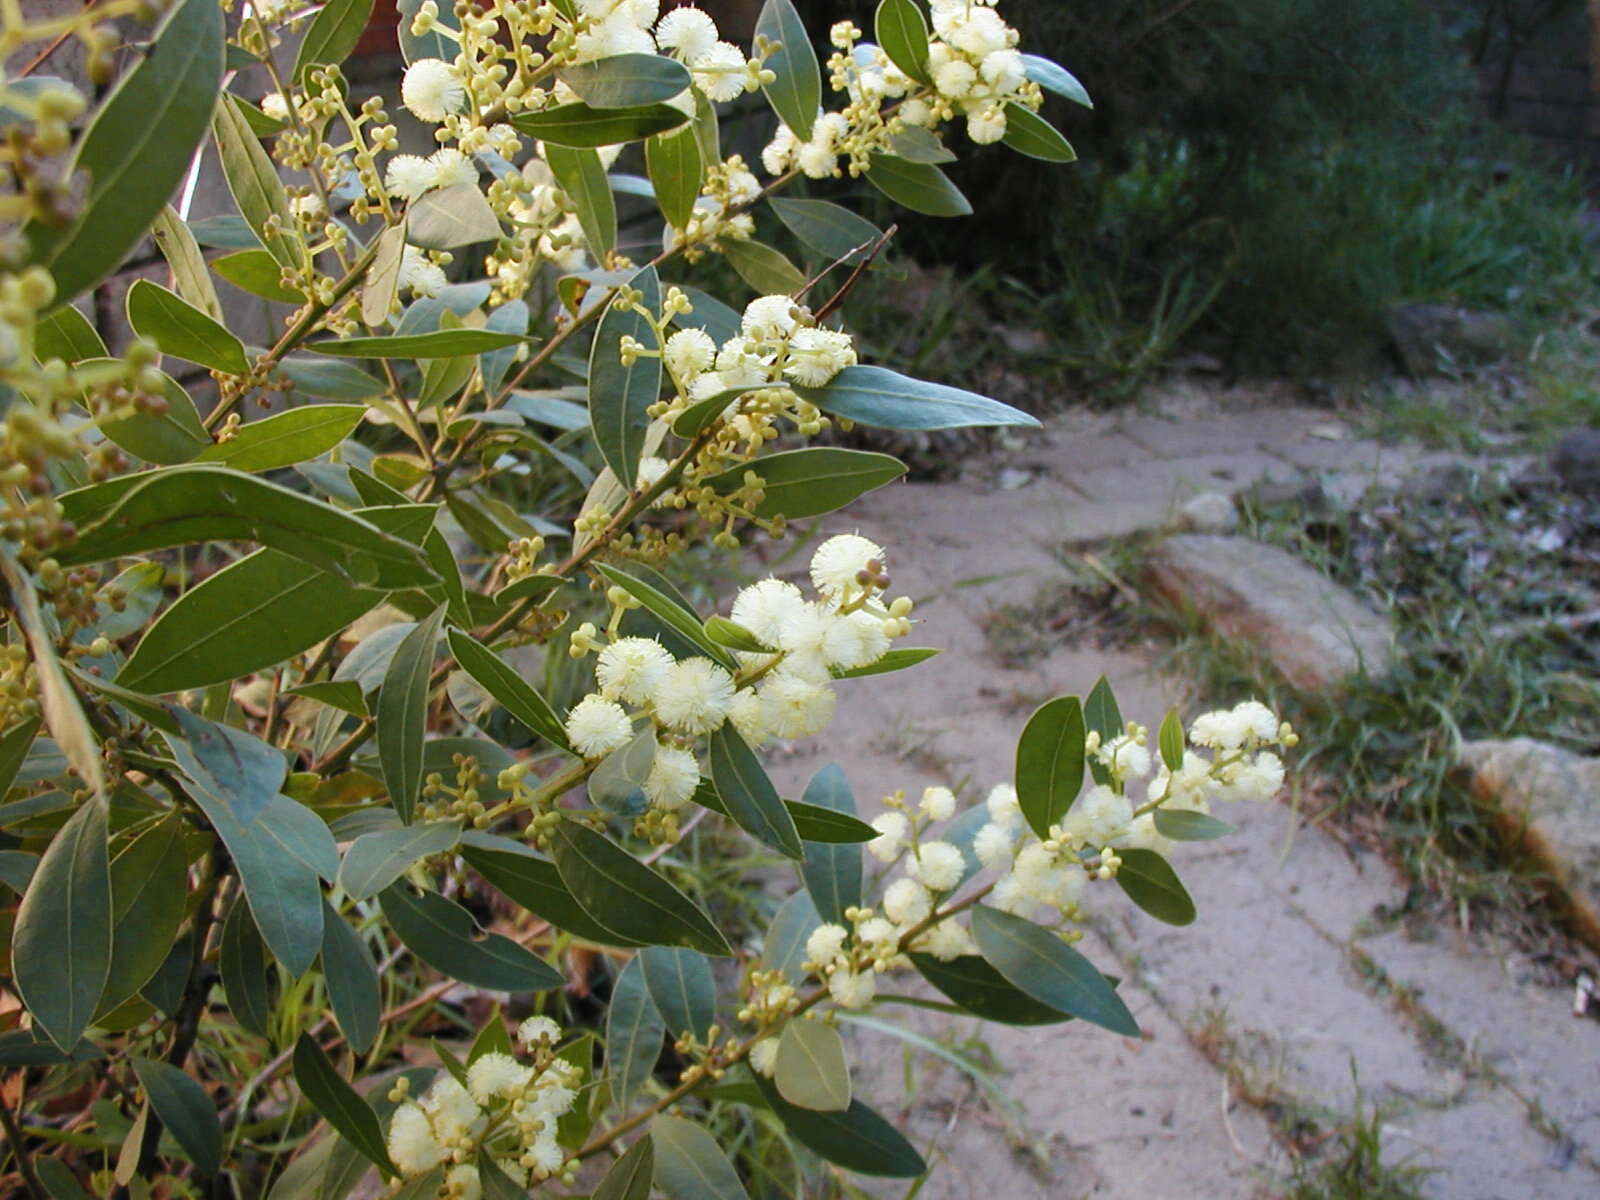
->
[815,0,1598,394]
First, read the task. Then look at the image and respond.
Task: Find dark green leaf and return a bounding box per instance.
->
[126,279,249,374]
[593,562,734,669]
[667,385,762,439]
[34,305,106,364]
[865,153,971,217]
[308,329,526,358]
[476,1149,528,1200]
[886,125,956,163]
[1114,847,1197,925]
[0,850,36,894]
[117,504,436,694]
[59,466,436,589]
[339,820,461,900]
[701,616,772,654]
[545,144,618,261]
[292,1034,396,1178]
[13,796,110,1049]
[151,204,224,321]
[509,102,687,148]
[132,1057,223,1175]
[1002,103,1077,163]
[463,836,643,947]
[187,213,260,249]
[188,787,334,975]
[638,945,714,1039]
[875,0,931,84]
[468,1005,515,1064]
[970,904,1138,1037]
[1021,53,1093,107]
[380,884,563,991]
[768,197,885,268]
[274,356,385,400]
[361,222,407,328]
[559,53,691,108]
[447,629,572,751]
[0,1028,104,1067]
[99,815,187,1015]
[212,92,305,270]
[549,822,731,955]
[786,799,875,843]
[909,953,1073,1025]
[762,889,820,983]
[1158,708,1185,773]
[754,0,819,140]
[33,1157,91,1199]
[593,1135,655,1200]
[167,705,286,825]
[26,0,223,304]
[799,763,861,923]
[709,725,802,859]
[93,361,210,466]
[702,447,904,520]
[1152,808,1234,841]
[320,904,381,1055]
[1015,695,1085,839]
[605,956,664,1109]
[1083,676,1121,787]
[796,365,1039,431]
[197,404,363,471]
[295,0,374,80]
[774,1019,850,1111]
[830,646,940,679]
[0,716,40,798]
[212,248,304,302]
[588,266,662,490]
[377,603,446,823]
[219,896,274,1036]
[407,183,501,250]
[751,1078,926,1177]
[646,127,702,231]
[722,239,806,296]
[140,932,193,1016]
[652,1114,749,1200]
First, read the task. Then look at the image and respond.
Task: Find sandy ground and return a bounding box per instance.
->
[751,392,1600,1199]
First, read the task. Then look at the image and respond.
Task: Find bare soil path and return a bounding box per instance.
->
[757,392,1598,1199]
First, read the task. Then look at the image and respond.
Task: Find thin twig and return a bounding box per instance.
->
[0,1090,48,1200]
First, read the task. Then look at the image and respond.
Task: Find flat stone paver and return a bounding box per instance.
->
[746,397,1598,1198]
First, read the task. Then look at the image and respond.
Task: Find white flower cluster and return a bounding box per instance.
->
[563,536,914,801]
[761,0,1039,180]
[973,701,1293,923]
[386,1016,579,1190]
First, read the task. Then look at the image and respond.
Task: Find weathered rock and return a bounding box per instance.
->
[1549,428,1600,494]
[1386,303,1516,376]
[1175,490,1238,534]
[1460,738,1600,951]
[1144,535,1393,690]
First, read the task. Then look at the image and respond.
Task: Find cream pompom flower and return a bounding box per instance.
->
[517,1015,561,1046]
[386,1103,446,1176]
[908,840,965,891]
[810,533,884,599]
[385,154,436,201]
[731,577,805,648]
[986,782,1021,827]
[397,246,447,298]
[401,58,466,123]
[466,1051,532,1104]
[819,609,890,670]
[727,687,770,747]
[564,694,633,757]
[595,636,673,705]
[692,41,749,102]
[741,294,799,341]
[427,147,477,189]
[749,1037,780,1076]
[759,670,836,738]
[828,967,876,1009]
[656,5,719,61]
[663,327,716,380]
[920,785,956,821]
[917,918,975,961]
[782,326,856,387]
[965,101,1008,145]
[883,876,933,925]
[867,811,909,862]
[644,744,699,810]
[805,922,848,964]
[652,657,736,735]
